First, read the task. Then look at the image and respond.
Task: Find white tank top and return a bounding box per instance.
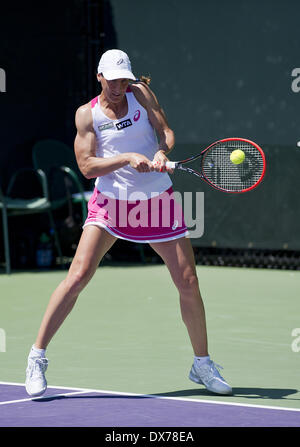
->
[90,88,172,199]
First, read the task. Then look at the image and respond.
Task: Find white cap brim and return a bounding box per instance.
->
[101,69,136,81]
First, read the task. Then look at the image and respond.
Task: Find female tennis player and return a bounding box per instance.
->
[25,49,232,397]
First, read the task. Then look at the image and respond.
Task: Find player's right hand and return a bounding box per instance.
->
[127,153,153,173]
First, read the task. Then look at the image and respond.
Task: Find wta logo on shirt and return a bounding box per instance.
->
[116,118,132,131]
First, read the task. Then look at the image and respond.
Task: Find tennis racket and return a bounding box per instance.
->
[165,138,266,193]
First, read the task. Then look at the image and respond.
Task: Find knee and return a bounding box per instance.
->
[64,264,92,296]
[174,270,199,296]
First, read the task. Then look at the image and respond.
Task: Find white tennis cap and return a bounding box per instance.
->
[97,49,136,81]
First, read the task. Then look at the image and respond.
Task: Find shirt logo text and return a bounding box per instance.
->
[116,119,132,131]
[98,122,114,131]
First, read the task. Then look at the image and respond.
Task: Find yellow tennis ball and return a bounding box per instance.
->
[230,149,245,164]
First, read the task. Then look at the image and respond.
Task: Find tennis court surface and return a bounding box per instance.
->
[1,382,300,427]
[1,265,300,427]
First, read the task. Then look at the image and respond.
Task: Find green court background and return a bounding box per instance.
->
[1,264,300,410]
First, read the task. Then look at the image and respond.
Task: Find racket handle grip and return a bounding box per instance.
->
[165,161,177,169]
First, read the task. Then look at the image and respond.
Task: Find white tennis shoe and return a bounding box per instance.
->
[189,359,232,395]
[25,357,48,397]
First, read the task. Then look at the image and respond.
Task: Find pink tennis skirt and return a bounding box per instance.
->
[83,186,189,243]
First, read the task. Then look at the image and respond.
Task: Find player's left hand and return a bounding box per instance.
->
[152,150,173,173]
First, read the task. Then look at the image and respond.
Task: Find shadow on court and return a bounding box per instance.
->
[33,387,299,403]
[154,387,300,401]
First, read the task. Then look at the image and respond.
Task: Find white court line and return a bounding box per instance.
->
[0,390,92,406]
[0,381,300,413]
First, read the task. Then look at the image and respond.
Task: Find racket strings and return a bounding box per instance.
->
[201,141,264,192]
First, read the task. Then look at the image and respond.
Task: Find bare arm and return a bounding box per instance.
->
[131,83,175,171]
[74,103,152,179]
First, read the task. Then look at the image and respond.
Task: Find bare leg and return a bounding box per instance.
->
[150,237,208,357]
[34,226,117,349]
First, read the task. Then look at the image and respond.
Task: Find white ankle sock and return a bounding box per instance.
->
[29,345,46,359]
[194,355,210,367]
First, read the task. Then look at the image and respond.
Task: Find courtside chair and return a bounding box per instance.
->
[0,168,62,274]
[32,139,92,222]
